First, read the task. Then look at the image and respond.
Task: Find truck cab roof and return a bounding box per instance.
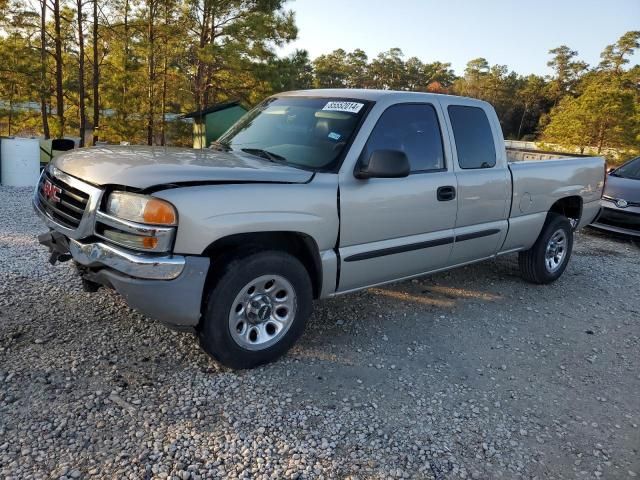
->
[277,88,491,108]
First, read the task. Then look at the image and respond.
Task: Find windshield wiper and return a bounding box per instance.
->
[210,141,232,152]
[241,148,288,164]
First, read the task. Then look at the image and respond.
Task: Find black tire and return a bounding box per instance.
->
[519,213,574,284]
[198,250,313,369]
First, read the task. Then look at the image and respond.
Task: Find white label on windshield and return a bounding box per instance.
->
[322,101,364,114]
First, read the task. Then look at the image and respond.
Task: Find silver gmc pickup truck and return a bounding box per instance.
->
[34,89,605,369]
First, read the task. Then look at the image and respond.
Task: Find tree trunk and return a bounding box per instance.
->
[77,0,86,147]
[161,55,167,145]
[92,0,99,145]
[160,3,168,146]
[597,122,606,155]
[8,85,14,136]
[203,3,218,109]
[146,0,155,146]
[517,104,528,140]
[39,0,50,139]
[194,2,211,113]
[53,0,65,137]
[118,0,129,132]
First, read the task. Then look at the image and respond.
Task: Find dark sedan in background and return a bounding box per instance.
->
[591,156,640,237]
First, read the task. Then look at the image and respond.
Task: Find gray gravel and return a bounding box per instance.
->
[1,186,639,479]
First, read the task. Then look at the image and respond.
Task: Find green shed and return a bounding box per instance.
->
[182,101,248,149]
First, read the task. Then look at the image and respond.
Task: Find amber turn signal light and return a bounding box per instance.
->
[143,198,177,225]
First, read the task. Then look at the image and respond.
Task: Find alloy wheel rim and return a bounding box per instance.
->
[228,274,297,351]
[544,229,567,273]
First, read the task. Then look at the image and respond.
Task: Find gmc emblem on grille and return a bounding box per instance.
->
[43,180,62,203]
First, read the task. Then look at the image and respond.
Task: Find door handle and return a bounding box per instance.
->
[437,186,456,201]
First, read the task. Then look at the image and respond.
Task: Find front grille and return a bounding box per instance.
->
[37,170,89,229]
[597,207,640,232]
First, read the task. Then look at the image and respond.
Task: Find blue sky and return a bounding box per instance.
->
[279,0,640,76]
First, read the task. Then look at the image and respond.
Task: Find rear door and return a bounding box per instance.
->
[439,99,510,264]
[337,102,458,292]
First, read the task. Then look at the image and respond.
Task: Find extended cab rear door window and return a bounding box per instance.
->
[361,103,445,173]
[448,105,496,169]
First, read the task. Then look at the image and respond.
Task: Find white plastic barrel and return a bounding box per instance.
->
[0,138,41,186]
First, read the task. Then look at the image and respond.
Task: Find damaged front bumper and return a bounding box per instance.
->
[37,231,209,329]
[38,230,186,279]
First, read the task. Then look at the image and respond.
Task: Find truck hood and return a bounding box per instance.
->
[53,146,314,189]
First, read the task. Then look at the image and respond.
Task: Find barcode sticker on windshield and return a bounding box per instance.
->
[322,101,364,114]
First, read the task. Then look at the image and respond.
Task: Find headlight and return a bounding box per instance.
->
[99,192,177,252]
[106,192,177,225]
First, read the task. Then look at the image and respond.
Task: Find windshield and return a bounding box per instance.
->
[612,156,640,180]
[217,97,369,170]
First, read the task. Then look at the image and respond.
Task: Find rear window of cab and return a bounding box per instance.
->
[448,105,497,169]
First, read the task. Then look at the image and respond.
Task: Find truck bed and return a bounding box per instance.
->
[506,147,589,162]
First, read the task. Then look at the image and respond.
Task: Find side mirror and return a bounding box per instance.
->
[607,167,616,174]
[355,150,410,179]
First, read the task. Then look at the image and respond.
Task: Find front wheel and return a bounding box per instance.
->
[199,250,313,369]
[519,213,574,284]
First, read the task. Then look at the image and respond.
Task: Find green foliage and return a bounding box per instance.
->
[184,0,297,110]
[542,73,639,157]
[312,49,350,88]
[543,77,638,153]
[516,74,549,138]
[599,31,640,73]
[546,45,588,102]
[265,50,314,92]
[0,6,638,158]
[542,32,640,160]
[0,0,299,143]
[312,47,455,92]
[368,48,407,90]
[0,1,41,135]
[451,59,545,139]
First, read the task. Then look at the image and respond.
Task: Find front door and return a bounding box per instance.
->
[338,102,458,292]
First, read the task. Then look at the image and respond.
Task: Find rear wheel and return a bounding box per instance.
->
[519,213,574,284]
[199,250,313,369]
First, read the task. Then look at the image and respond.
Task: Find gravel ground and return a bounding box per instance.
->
[1,186,639,480]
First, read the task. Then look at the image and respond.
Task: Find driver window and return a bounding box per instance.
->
[361,104,445,173]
